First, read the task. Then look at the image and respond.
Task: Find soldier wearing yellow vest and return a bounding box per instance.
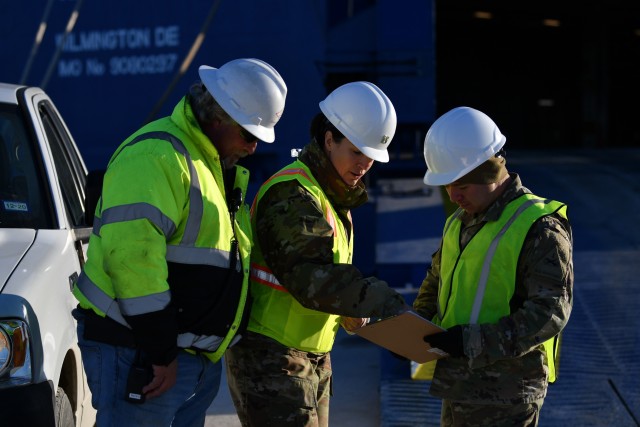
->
[71,58,286,426]
[414,107,573,427]
[225,82,409,426]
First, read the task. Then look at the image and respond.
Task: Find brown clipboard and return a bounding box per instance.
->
[354,311,449,363]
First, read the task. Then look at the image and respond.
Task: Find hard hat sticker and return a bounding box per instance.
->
[380,135,390,145]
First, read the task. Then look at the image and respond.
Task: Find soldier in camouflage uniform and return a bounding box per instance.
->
[225,82,408,427]
[413,107,573,427]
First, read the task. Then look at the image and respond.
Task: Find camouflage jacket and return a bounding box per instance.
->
[253,141,406,318]
[413,173,574,404]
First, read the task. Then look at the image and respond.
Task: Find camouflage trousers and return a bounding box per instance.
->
[225,331,332,427]
[441,398,544,427]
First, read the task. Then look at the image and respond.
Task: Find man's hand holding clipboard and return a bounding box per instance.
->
[353,311,451,363]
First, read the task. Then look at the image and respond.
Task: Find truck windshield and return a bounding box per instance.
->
[0,104,53,229]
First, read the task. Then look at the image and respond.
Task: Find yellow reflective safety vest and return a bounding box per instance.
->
[247,160,353,353]
[422,193,566,383]
[73,98,252,363]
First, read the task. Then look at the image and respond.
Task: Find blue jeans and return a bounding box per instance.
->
[76,314,221,427]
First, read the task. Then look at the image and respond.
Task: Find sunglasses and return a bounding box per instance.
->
[238,125,258,144]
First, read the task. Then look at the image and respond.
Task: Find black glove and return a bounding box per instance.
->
[423,325,464,358]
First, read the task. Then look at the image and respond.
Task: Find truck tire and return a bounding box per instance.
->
[55,387,75,427]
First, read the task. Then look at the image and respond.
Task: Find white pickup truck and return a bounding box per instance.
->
[0,83,96,426]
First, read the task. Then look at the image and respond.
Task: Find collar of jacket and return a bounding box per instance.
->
[170,96,222,169]
[297,140,368,210]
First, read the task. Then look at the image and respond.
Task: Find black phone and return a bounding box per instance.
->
[125,351,153,404]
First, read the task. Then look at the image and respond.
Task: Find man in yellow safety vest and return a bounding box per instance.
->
[72,58,287,426]
[414,106,574,426]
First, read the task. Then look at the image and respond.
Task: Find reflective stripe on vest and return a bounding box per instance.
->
[176,331,241,352]
[250,263,286,292]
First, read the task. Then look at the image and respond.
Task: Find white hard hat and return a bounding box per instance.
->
[319,81,396,163]
[199,58,287,143]
[423,106,506,185]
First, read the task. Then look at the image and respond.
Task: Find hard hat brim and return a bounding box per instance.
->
[359,145,389,163]
[423,170,459,186]
[423,138,506,186]
[239,123,275,143]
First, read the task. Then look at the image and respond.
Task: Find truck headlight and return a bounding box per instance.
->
[0,320,32,387]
